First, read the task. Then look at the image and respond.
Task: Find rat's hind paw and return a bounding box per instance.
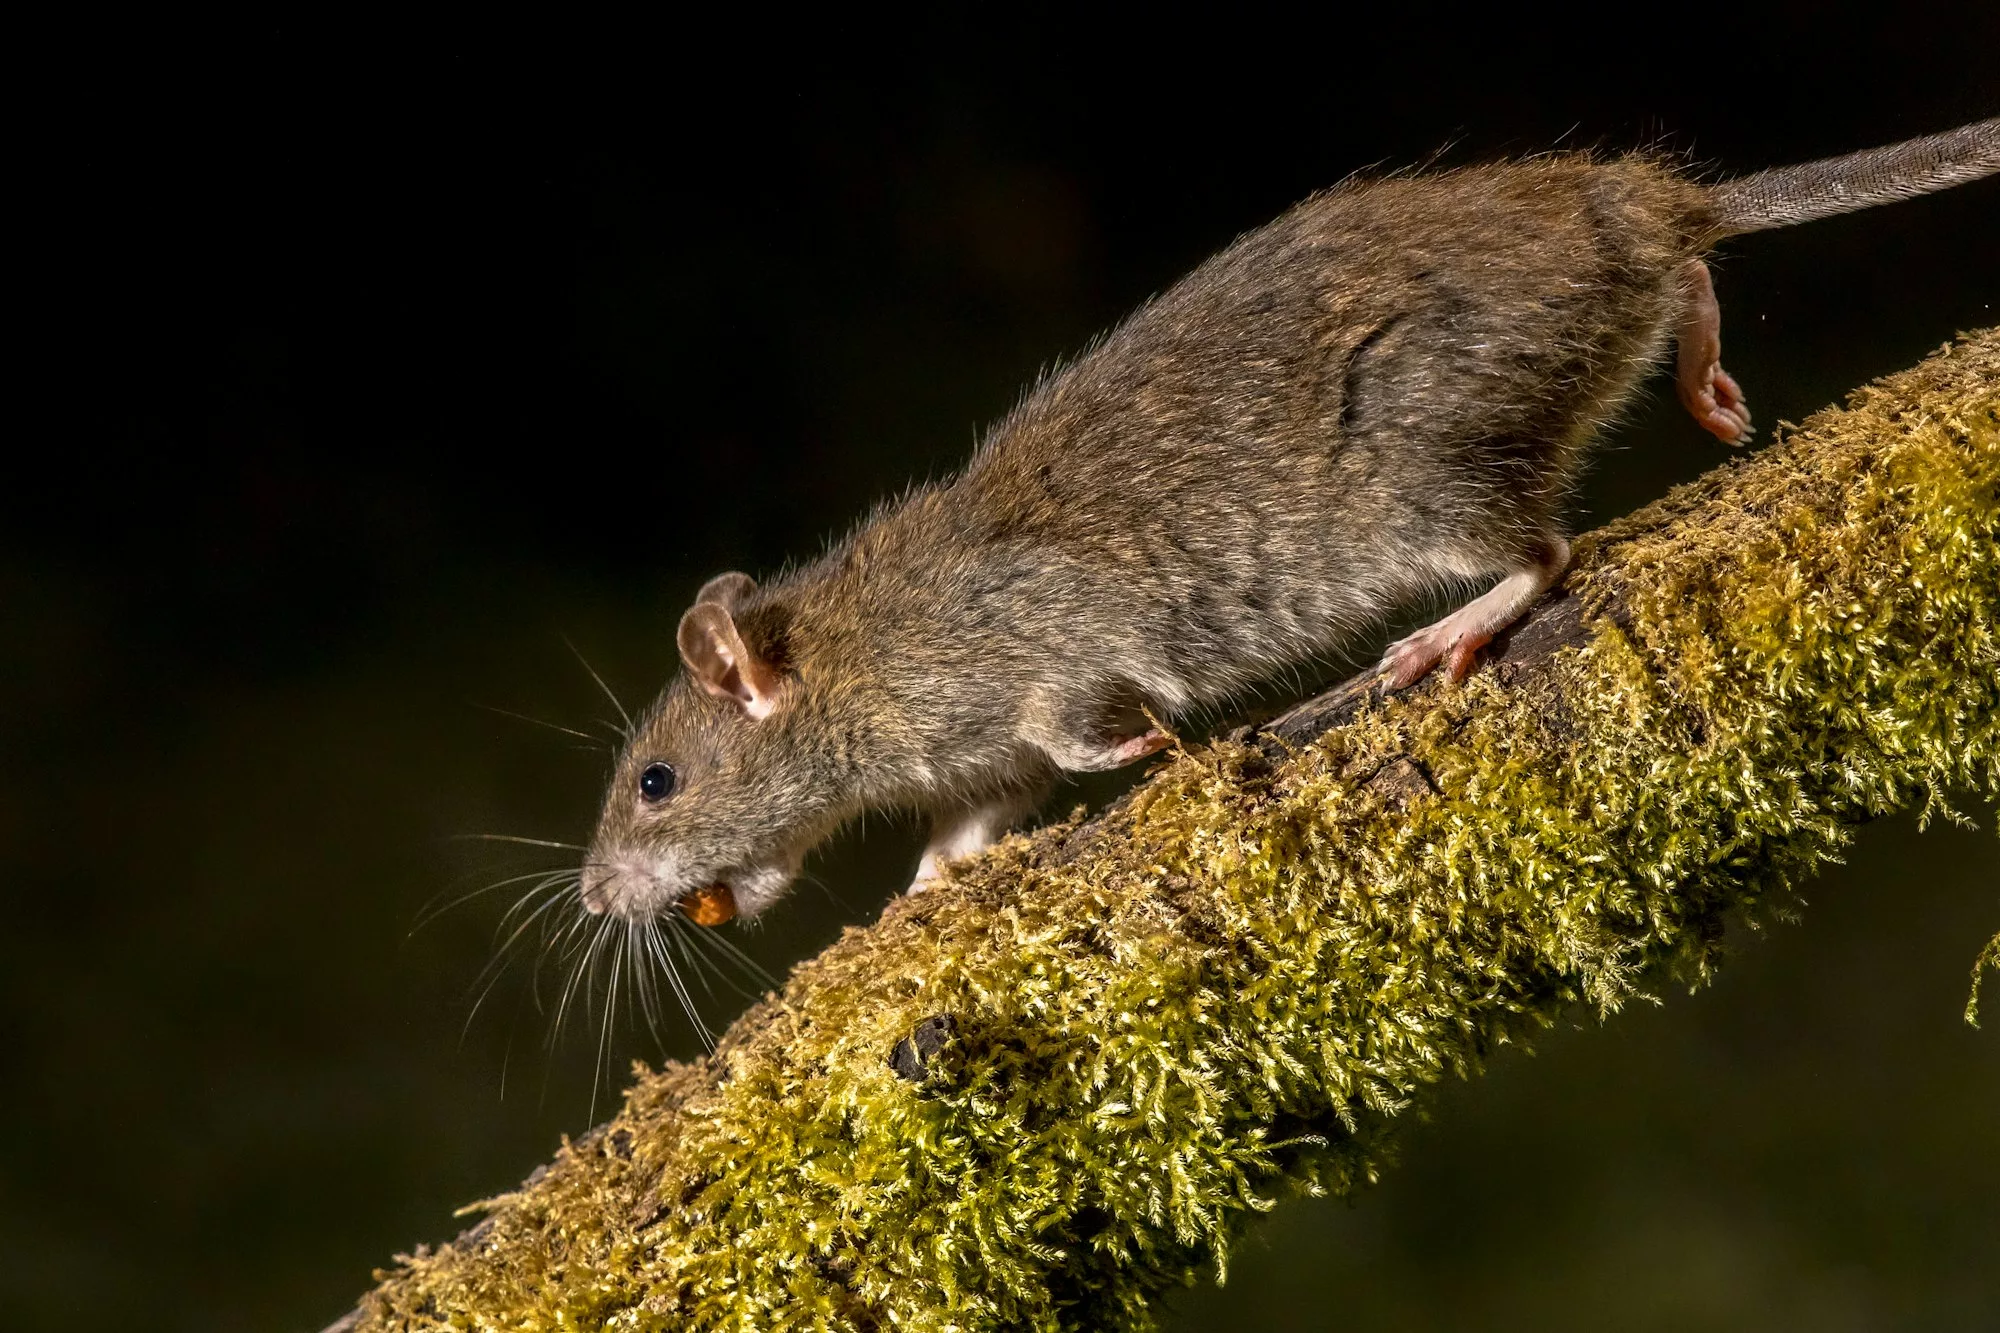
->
[1675,259,1754,446]
[1381,622,1487,690]
[1381,536,1567,690]
[1682,361,1755,446]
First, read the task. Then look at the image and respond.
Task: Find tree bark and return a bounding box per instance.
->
[330,331,1999,1333]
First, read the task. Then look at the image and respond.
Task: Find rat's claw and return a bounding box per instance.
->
[1683,365,1754,445]
[1714,367,1748,412]
[1707,365,1754,445]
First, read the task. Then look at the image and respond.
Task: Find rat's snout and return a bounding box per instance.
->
[578,871,613,915]
[579,862,658,918]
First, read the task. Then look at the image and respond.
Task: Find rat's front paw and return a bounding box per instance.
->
[1053,727,1172,772]
[1099,728,1171,768]
[907,853,942,894]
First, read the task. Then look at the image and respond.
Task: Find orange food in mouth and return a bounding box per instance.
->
[680,884,737,926]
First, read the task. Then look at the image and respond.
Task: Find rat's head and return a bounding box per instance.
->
[581,572,844,924]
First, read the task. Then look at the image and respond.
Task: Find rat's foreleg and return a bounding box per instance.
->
[1381,535,1570,689]
[1024,689,1174,774]
[1676,258,1753,445]
[909,788,1045,892]
[1053,729,1172,771]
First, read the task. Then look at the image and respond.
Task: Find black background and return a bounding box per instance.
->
[5,12,1998,1330]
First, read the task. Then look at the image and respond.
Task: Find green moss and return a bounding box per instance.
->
[349,331,1999,1331]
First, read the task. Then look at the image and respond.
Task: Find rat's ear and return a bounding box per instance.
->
[694,571,757,611]
[678,602,781,719]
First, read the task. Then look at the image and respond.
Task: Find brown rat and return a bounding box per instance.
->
[581,119,1998,926]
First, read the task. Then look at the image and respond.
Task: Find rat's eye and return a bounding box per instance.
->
[638,762,676,803]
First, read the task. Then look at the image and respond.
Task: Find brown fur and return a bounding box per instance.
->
[580,133,1995,922]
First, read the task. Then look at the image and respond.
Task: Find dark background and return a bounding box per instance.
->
[5,13,1997,1330]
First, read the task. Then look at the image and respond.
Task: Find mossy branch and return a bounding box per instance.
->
[335,332,1999,1332]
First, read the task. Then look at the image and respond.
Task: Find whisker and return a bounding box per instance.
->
[590,928,625,1123]
[410,866,570,937]
[680,916,782,991]
[449,830,769,1083]
[469,700,611,748]
[490,887,577,966]
[470,882,572,982]
[636,922,687,1046]
[623,922,645,1027]
[665,916,751,1001]
[450,833,589,852]
[462,946,524,1041]
[550,915,611,1051]
[632,921,667,1047]
[564,635,634,735]
[659,917,737,1010]
[462,892,585,1039]
[543,902,597,969]
[649,918,716,1049]
[529,906,594,1016]
[495,875,579,937]
[664,917,721,1002]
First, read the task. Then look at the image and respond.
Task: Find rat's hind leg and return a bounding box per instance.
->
[909,786,1047,892]
[1676,258,1753,445]
[1381,534,1570,689]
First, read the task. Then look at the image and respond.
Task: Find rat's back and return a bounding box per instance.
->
[915,155,1712,712]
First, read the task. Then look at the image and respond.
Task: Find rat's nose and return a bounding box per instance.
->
[580,862,673,919]
[580,863,646,915]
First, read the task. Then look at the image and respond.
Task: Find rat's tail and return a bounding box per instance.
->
[1708,117,1999,237]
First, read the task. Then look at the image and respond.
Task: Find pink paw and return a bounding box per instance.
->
[1678,361,1754,446]
[1382,624,1489,690]
[1102,728,1171,766]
